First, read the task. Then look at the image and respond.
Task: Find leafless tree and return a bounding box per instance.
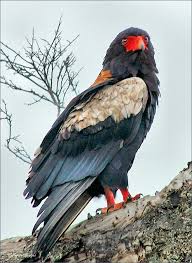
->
[0,19,81,164]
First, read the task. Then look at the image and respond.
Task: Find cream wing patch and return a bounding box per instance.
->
[60,77,148,138]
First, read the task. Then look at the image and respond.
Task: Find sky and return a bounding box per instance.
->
[1,1,191,240]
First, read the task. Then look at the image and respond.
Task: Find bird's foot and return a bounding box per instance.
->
[126,193,143,202]
[96,201,126,215]
[96,193,143,215]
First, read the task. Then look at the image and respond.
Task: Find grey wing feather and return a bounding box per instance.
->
[24,140,122,201]
[33,178,94,257]
[24,77,151,257]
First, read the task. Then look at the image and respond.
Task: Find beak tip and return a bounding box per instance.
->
[141,43,145,51]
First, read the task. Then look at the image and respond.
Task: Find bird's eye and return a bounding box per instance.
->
[122,39,127,45]
[144,36,149,43]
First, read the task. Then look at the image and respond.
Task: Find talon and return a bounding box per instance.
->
[126,195,132,203]
[99,187,143,216]
[96,208,102,215]
[96,202,125,215]
[96,207,110,214]
[107,205,114,213]
[126,193,143,202]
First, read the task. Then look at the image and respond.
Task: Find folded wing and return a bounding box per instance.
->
[24,77,148,257]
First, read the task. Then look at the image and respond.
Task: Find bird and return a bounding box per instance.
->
[24,27,160,258]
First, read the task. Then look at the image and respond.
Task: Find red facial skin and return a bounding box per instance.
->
[122,35,148,52]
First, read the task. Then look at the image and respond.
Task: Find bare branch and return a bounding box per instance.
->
[1,19,80,116]
[0,77,53,105]
[1,18,81,163]
[1,100,32,164]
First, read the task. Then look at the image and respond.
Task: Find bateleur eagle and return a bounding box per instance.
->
[24,27,160,257]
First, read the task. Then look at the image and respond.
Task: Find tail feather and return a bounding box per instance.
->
[33,183,78,233]
[37,183,70,217]
[33,178,95,257]
[39,191,91,257]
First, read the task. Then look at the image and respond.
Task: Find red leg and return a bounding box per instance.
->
[104,187,115,207]
[97,187,125,214]
[96,187,142,215]
[120,188,131,202]
[120,188,142,202]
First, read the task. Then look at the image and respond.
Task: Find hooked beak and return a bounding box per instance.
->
[137,37,146,51]
[123,35,147,52]
[140,41,145,51]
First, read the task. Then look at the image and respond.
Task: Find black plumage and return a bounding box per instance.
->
[24,27,160,257]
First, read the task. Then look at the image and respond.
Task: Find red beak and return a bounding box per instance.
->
[123,36,147,52]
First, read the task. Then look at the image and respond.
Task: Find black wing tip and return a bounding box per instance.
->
[23,189,32,199]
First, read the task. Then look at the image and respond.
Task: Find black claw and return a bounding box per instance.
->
[107,205,114,213]
[96,208,102,215]
[126,196,132,203]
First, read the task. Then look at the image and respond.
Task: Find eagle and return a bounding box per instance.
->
[24,27,160,257]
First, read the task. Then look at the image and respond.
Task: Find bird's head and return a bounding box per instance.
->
[92,27,159,93]
[103,27,157,77]
[103,27,154,63]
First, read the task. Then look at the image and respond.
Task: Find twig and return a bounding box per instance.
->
[1,19,81,163]
[1,19,80,117]
[0,100,32,164]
